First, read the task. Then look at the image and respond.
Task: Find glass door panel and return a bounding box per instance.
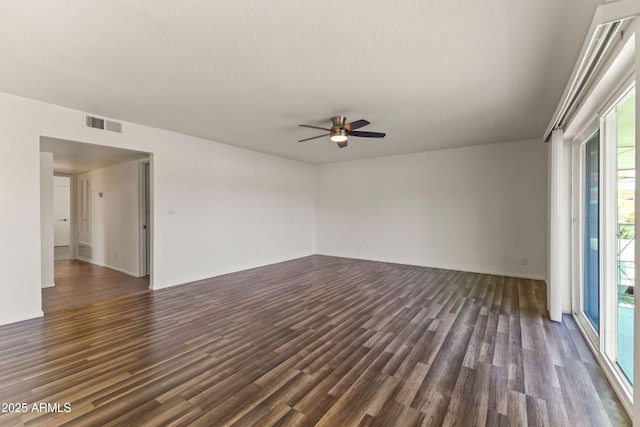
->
[584,131,601,332]
[615,91,635,384]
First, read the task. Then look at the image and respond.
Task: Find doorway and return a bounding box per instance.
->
[40,137,153,312]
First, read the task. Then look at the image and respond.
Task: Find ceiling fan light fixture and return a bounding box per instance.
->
[330,129,348,143]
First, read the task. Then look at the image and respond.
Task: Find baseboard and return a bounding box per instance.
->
[75,258,140,278]
[0,310,44,326]
[152,252,316,291]
[100,264,139,277]
[315,253,546,281]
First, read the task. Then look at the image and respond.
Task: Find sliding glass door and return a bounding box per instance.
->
[574,85,635,393]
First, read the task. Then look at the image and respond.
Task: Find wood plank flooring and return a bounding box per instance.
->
[43,260,150,313]
[0,255,630,426]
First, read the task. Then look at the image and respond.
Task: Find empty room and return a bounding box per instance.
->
[0,1,639,426]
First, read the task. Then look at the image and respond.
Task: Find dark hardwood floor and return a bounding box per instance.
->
[1,255,630,426]
[43,260,150,313]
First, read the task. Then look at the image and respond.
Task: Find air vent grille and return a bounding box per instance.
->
[78,244,93,260]
[105,120,122,133]
[85,115,123,133]
[86,115,105,130]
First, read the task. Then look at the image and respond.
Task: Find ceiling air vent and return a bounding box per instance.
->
[105,120,122,133]
[85,115,123,134]
[86,115,104,130]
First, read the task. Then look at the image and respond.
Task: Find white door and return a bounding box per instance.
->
[53,176,71,247]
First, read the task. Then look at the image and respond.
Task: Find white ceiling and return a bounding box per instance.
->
[2,1,599,164]
[41,137,148,175]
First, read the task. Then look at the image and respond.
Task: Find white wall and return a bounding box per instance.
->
[0,107,42,324]
[80,159,143,276]
[0,91,316,326]
[317,139,548,279]
[40,152,54,289]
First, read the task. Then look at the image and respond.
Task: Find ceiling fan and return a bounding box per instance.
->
[298,116,386,148]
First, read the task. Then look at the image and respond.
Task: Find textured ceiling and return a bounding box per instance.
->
[1,1,599,163]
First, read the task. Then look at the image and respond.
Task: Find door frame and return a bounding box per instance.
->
[572,125,602,350]
[138,158,153,284]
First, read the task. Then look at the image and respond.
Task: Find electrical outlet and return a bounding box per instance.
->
[521,258,528,265]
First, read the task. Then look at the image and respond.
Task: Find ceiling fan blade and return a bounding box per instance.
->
[349,131,386,138]
[299,124,331,131]
[298,133,330,142]
[346,119,370,131]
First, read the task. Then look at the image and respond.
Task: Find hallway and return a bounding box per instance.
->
[43,259,150,312]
